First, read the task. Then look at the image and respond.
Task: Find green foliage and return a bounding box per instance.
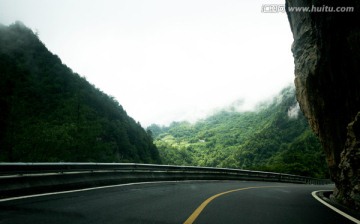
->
[149,86,329,178]
[0,22,160,163]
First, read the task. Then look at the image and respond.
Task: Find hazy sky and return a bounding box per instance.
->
[0,0,294,127]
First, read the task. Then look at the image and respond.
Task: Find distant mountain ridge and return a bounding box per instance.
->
[148,86,329,178]
[0,22,160,163]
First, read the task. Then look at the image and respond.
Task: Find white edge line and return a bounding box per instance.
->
[0,180,218,203]
[312,190,360,224]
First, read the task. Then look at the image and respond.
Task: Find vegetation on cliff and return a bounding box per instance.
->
[149,87,329,178]
[0,22,160,163]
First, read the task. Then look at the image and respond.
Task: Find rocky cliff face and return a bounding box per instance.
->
[285,0,360,210]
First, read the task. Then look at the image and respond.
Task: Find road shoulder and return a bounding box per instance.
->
[312,190,360,223]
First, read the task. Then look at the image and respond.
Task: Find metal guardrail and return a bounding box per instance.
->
[0,162,332,185]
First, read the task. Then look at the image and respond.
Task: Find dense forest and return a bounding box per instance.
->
[0,22,328,178]
[148,86,329,178]
[0,22,161,163]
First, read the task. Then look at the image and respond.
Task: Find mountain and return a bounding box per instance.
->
[148,86,329,178]
[0,22,160,163]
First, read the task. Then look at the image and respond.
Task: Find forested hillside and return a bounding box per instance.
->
[0,22,160,163]
[148,87,329,178]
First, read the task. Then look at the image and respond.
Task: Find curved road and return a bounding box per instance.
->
[0,181,355,224]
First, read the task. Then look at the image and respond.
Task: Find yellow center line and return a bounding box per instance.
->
[183,186,283,224]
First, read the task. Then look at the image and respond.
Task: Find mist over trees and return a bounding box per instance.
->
[0,22,160,163]
[0,22,327,179]
[148,87,329,178]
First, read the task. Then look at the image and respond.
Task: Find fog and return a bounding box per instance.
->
[0,0,294,127]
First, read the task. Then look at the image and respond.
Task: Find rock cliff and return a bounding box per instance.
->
[285,0,360,210]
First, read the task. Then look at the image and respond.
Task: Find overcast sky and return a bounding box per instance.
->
[0,0,294,127]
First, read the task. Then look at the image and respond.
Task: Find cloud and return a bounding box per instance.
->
[287,103,300,119]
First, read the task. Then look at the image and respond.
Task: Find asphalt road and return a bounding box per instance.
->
[0,181,355,224]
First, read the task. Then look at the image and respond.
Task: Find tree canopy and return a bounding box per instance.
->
[149,86,329,178]
[0,22,160,163]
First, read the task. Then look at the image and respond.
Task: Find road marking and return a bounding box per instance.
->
[0,180,218,203]
[183,186,281,224]
[312,191,360,224]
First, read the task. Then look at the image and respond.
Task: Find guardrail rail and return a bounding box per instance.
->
[0,163,332,199]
